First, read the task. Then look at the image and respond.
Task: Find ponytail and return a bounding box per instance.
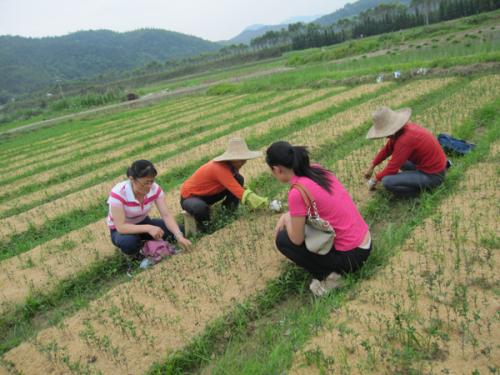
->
[127,160,158,179]
[266,141,332,193]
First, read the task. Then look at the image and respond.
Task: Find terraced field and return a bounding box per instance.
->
[0,22,498,375]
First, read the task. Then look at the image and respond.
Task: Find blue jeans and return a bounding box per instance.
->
[382,161,446,198]
[110,216,182,256]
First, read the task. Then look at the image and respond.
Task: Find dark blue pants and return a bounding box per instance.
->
[382,161,446,198]
[110,216,181,256]
[180,173,244,224]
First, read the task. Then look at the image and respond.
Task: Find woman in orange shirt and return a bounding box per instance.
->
[180,138,274,229]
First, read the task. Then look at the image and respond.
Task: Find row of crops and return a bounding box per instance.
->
[0,68,498,374]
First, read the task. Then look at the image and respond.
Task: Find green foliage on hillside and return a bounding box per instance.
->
[314,0,412,26]
[0,29,220,100]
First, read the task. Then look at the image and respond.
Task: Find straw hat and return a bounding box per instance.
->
[366,107,412,139]
[213,137,262,162]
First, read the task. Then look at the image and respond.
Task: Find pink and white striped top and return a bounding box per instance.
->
[106,180,164,229]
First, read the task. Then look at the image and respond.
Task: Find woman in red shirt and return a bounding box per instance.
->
[364,107,448,198]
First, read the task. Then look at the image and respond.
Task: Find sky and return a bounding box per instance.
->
[0,0,351,41]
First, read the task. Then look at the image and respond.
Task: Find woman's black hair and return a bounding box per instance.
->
[266,141,332,193]
[126,160,158,179]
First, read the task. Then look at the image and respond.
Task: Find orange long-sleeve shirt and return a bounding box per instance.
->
[180,161,245,200]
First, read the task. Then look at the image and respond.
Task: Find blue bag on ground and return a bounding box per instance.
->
[437,133,475,155]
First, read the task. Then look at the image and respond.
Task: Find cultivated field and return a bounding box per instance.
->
[0,11,499,375]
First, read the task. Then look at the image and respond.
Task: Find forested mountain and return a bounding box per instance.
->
[227,15,322,45]
[227,24,288,45]
[0,29,220,97]
[314,0,412,26]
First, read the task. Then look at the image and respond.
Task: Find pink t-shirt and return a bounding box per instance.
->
[288,172,368,251]
[106,180,164,229]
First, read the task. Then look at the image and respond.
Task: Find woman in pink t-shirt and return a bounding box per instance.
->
[266,141,371,296]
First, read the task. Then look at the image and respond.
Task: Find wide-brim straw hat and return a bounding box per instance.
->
[213,137,262,162]
[366,107,412,139]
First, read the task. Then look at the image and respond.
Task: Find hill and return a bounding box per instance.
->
[0,29,220,98]
[314,0,411,26]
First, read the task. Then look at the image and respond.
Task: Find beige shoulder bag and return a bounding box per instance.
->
[291,183,335,255]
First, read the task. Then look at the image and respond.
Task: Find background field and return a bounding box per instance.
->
[0,10,498,375]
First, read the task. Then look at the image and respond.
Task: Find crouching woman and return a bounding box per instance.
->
[107,160,192,258]
[266,141,372,296]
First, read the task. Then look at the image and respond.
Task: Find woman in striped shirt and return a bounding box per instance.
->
[107,160,192,258]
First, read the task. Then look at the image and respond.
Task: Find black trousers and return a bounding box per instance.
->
[180,173,244,224]
[382,161,446,198]
[275,229,371,280]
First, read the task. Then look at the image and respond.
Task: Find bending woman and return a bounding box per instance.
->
[107,160,192,258]
[266,141,371,296]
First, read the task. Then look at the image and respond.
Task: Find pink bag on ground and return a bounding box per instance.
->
[142,240,176,263]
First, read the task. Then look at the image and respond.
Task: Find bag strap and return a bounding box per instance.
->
[290,183,319,217]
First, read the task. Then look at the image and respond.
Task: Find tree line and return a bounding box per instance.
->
[245,0,499,51]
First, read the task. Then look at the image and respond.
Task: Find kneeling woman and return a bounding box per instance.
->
[107,160,192,258]
[266,142,371,296]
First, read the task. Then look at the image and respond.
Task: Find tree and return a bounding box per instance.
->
[411,0,437,25]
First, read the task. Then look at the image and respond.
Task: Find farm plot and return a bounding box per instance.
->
[0,93,219,171]
[289,74,500,207]
[0,94,292,215]
[0,91,297,196]
[0,78,461,314]
[0,82,383,239]
[290,150,499,375]
[0,93,255,186]
[0,76,488,373]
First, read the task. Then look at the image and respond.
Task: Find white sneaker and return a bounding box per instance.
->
[309,279,327,296]
[309,272,343,296]
[325,272,343,289]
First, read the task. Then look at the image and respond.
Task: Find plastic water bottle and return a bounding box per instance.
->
[139,258,154,269]
[269,199,283,213]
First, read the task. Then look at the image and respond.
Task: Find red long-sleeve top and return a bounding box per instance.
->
[372,123,447,181]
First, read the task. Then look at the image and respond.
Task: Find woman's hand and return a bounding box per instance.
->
[274,212,290,238]
[148,225,164,240]
[176,235,193,251]
[364,165,374,180]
